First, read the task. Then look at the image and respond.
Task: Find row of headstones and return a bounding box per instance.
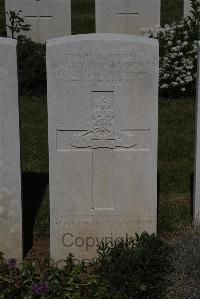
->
[5,0,192,43]
[0,32,199,262]
[5,0,160,42]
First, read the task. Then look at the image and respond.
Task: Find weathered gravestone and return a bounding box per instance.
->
[0,38,22,260]
[184,0,192,18]
[95,0,160,35]
[194,41,200,223]
[47,34,159,260]
[5,0,71,43]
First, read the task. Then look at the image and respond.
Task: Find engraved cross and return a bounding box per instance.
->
[57,91,150,211]
[25,0,53,41]
[70,91,136,210]
[117,0,139,32]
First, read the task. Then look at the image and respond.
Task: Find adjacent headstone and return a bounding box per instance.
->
[184,0,192,18]
[5,0,71,43]
[95,0,160,35]
[0,38,22,260]
[47,34,159,261]
[194,41,200,223]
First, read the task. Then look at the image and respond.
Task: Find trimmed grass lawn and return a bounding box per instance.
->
[72,0,95,34]
[0,0,195,237]
[161,0,183,26]
[20,96,49,239]
[0,0,5,36]
[21,96,48,174]
[159,98,195,197]
[158,98,195,233]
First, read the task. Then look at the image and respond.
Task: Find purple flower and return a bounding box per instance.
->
[32,283,41,295]
[8,258,17,268]
[31,281,50,295]
[43,281,49,293]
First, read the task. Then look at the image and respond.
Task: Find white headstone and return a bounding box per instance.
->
[194,41,200,223]
[5,0,71,43]
[47,34,159,261]
[95,0,160,35]
[0,38,22,260]
[184,0,192,18]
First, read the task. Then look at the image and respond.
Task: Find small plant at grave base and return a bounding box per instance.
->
[0,252,87,298]
[151,0,200,98]
[0,233,171,298]
[89,232,171,299]
[6,10,31,39]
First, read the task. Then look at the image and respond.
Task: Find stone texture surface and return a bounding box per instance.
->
[0,38,22,260]
[194,42,200,223]
[184,0,192,18]
[5,0,71,42]
[95,0,160,35]
[47,34,159,261]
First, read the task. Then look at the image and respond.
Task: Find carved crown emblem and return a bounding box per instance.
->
[70,93,136,149]
[96,96,111,110]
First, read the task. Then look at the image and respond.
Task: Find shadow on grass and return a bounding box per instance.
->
[157,172,160,232]
[190,173,194,221]
[157,173,194,235]
[22,172,49,256]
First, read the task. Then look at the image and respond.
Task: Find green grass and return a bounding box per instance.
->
[159,195,192,234]
[20,96,49,240]
[34,186,49,238]
[158,98,195,196]
[72,0,95,34]
[161,0,183,26]
[0,0,5,36]
[20,96,48,173]
[158,98,195,233]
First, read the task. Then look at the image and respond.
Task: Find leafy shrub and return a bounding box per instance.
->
[0,252,86,298]
[0,233,170,298]
[17,35,46,96]
[165,227,200,299]
[91,232,170,299]
[4,10,46,96]
[6,10,31,39]
[156,0,200,98]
